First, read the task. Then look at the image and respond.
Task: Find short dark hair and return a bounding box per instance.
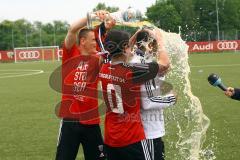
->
[136,30,150,44]
[136,30,157,53]
[78,28,94,40]
[104,30,130,56]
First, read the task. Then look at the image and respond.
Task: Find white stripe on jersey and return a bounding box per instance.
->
[150,96,176,104]
[145,81,154,97]
[128,63,149,69]
[134,64,149,69]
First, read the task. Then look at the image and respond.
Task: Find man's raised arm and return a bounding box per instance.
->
[65,10,109,50]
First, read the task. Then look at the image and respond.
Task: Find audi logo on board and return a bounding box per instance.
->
[217,41,238,50]
[19,51,40,59]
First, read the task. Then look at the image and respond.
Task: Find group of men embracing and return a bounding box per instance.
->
[55,10,177,160]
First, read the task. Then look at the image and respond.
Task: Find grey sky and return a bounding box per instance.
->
[0,0,156,23]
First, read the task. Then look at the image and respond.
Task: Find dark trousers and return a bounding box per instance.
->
[105,140,153,160]
[55,119,105,160]
[146,138,165,160]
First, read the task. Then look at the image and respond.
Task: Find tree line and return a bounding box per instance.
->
[0,19,69,50]
[1,1,240,50]
[147,0,240,41]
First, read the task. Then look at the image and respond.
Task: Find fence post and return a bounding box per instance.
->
[11,26,15,49]
[53,25,56,46]
[25,28,28,47]
[39,27,42,47]
[208,31,211,41]
[220,31,224,40]
[194,31,197,41]
[236,30,238,40]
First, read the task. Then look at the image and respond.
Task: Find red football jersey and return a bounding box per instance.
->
[60,43,100,125]
[99,62,146,147]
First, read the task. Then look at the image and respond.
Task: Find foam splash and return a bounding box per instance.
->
[160,30,211,160]
[112,19,213,159]
[125,20,212,159]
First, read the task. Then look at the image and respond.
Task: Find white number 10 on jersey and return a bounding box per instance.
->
[107,84,124,114]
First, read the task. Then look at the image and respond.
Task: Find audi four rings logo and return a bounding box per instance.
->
[217,41,238,50]
[19,51,40,59]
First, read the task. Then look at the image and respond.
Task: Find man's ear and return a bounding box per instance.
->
[79,37,85,45]
[123,45,130,53]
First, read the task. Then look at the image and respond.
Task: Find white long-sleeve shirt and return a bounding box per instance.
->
[130,54,176,139]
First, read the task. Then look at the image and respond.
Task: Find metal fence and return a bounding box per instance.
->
[182,29,240,42]
[0,25,68,50]
[1,25,240,51]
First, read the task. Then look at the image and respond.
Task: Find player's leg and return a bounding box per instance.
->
[105,145,123,160]
[149,138,164,160]
[81,124,106,160]
[55,119,81,160]
[106,140,152,160]
[134,140,153,160]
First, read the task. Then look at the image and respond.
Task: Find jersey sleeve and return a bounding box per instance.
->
[62,42,78,62]
[130,62,159,83]
[142,94,176,110]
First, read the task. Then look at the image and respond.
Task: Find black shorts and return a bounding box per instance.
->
[105,139,153,160]
[55,119,105,160]
[146,138,164,160]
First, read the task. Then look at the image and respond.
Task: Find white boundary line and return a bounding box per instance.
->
[0,69,44,79]
[190,64,240,68]
[0,63,238,78]
[0,72,31,76]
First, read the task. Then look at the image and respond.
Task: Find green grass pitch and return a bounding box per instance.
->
[0,52,239,160]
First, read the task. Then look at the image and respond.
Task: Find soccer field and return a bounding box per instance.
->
[0,52,239,160]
